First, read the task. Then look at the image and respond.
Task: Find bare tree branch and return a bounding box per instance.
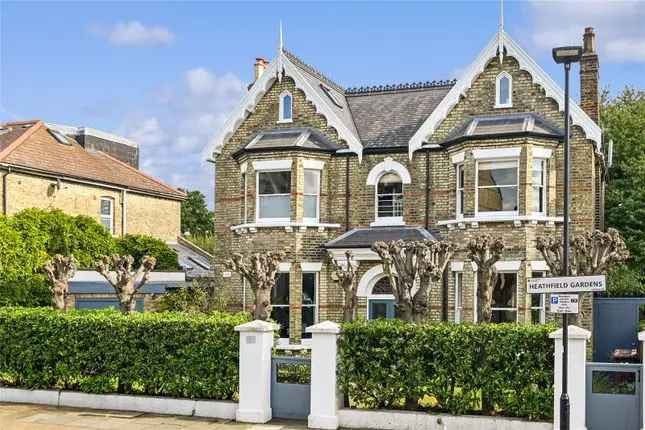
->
[329,250,358,322]
[224,251,286,321]
[96,255,157,314]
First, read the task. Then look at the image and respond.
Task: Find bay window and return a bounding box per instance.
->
[532,159,546,215]
[477,160,518,215]
[454,271,463,323]
[303,169,320,222]
[271,273,290,339]
[491,272,518,323]
[531,271,547,324]
[301,272,318,338]
[257,170,291,221]
[456,163,464,218]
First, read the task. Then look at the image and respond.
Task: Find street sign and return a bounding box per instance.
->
[550,294,579,314]
[527,275,606,294]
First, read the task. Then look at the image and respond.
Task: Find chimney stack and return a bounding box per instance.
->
[254,58,269,81]
[580,27,600,124]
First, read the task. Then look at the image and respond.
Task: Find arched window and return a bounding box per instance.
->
[368,276,395,319]
[279,91,293,123]
[377,172,403,219]
[495,72,512,108]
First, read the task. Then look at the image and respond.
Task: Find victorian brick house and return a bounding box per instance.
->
[211,27,605,344]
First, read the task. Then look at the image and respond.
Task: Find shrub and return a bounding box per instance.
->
[117,234,180,271]
[10,209,116,268]
[158,279,230,313]
[0,307,249,400]
[606,265,645,297]
[338,319,555,420]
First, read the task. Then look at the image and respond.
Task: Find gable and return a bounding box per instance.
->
[209,49,363,161]
[408,30,602,157]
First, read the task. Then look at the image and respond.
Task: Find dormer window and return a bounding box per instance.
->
[495,72,512,108]
[278,91,293,123]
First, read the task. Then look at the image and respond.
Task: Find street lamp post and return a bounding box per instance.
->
[552,45,583,430]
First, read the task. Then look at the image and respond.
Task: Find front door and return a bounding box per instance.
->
[368,299,395,319]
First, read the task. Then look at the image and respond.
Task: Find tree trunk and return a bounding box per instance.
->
[51,288,66,311]
[255,286,272,321]
[342,292,356,322]
[477,269,494,323]
[396,300,414,322]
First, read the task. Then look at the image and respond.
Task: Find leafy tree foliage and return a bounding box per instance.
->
[158,278,231,313]
[116,234,180,271]
[181,190,213,236]
[602,87,645,275]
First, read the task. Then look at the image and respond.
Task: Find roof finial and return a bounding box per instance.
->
[277,20,284,82]
[497,0,505,64]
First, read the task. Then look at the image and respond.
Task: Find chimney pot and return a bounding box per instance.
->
[583,27,596,54]
[254,57,269,81]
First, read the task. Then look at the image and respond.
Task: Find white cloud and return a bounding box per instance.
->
[118,68,246,206]
[528,1,645,62]
[93,21,175,47]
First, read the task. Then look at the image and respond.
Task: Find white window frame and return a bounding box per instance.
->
[456,163,465,219]
[303,169,320,224]
[495,71,513,108]
[365,274,396,320]
[278,90,293,123]
[241,171,248,223]
[531,158,547,216]
[475,158,519,220]
[530,271,547,324]
[373,172,404,227]
[100,197,114,235]
[490,270,519,323]
[454,271,463,323]
[256,169,291,223]
[273,269,291,346]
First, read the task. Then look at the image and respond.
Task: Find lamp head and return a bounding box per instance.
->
[552,46,583,64]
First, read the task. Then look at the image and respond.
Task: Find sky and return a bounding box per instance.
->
[1,1,644,208]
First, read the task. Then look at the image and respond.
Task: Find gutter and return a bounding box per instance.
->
[0,163,184,201]
[1,167,11,215]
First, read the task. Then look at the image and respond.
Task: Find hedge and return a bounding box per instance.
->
[0,307,249,400]
[338,320,555,420]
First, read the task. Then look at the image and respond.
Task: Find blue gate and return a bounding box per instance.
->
[586,362,641,430]
[271,356,311,420]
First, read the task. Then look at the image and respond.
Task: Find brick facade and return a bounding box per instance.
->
[214,43,603,343]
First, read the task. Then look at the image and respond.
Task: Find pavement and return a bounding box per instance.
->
[0,403,309,430]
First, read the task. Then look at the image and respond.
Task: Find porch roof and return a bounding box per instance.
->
[323,226,441,249]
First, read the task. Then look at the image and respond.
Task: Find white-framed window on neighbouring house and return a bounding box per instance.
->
[495,72,512,108]
[454,271,463,323]
[456,163,465,218]
[531,271,547,324]
[303,169,320,223]
[491,272,518,323]
[532,159,546,215]
[257,170,291,222]
[476,159,519,216]
[279,91,293,123]
[271,272,290,339]
[376,173,403,221]
[301,272,318,339]
[241,172,248,223]
[100,197,114,235]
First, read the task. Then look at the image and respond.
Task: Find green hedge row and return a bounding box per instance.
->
[338,320,555,420]
[0,307,249,400]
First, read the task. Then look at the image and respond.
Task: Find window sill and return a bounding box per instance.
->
[276,119,293,124]
[231,221,342,234]
[494,103,513,109]
[438,215,563,229]
[370,217,405,227]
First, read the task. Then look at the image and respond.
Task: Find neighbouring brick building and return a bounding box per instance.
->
[211,27,606,344]
[0,120,185,241]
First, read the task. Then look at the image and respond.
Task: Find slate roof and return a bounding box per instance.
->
[0,120,186,200]
[324,227,441,249]
[440,112,564,145]
[240,127,339,154]
[170,238,214,279]
[281,49,456,150]
[346,84,453,149]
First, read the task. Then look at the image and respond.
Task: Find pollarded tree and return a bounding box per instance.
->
[329,250,358,322]
[466,234,505,323]
[96,255,156,314]
[42,254,78,311]
[372,240,454,323]
[224,251,286,321]
[537,228,630,324]
[537,228,630,276]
